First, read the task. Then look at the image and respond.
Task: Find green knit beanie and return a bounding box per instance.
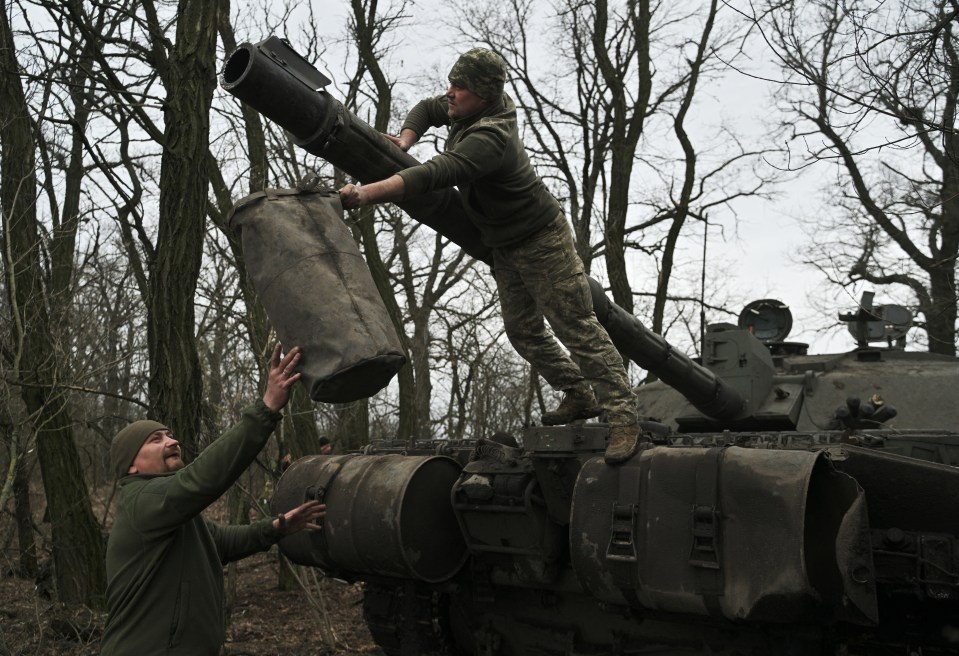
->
[111,420,169,479]
[448,48,507,101]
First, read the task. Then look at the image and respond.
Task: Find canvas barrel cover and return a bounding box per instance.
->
[228,186,406,402]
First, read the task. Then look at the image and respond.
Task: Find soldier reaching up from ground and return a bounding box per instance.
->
[100,344,325,655]
[338,48,641,464]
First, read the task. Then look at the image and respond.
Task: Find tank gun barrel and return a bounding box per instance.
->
[221,37,746,420]
[587,279,745,420]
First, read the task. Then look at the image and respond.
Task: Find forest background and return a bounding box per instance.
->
[0,0,956,648]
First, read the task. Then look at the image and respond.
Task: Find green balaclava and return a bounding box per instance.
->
[448,48,507,101]
[110,420,169,479]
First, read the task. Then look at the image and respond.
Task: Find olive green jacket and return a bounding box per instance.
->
[398,93,561,248]
[100,402,283,656]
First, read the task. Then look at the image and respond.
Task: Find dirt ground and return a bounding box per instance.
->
[0,549,383,656]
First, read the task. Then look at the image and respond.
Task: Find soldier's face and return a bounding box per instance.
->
[128,429,184,475]
[446,80,489,119]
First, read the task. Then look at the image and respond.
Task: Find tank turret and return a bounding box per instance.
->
[222,38,959,656]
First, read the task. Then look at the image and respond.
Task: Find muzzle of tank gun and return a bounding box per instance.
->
[220,37,493,262]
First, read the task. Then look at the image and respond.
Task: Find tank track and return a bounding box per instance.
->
[362,581,461,656]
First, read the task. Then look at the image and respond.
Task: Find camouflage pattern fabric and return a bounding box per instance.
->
[448,48,507,101]
[492,214,638,425]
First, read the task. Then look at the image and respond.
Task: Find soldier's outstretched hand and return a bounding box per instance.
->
[262,344,302,412]
[273,499,326,536]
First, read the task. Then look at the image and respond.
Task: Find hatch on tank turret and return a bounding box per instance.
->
[738,298,792,341]
[738,298,808,357]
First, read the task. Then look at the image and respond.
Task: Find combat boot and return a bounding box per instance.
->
[541,388,602,426]
[604,423,645,465]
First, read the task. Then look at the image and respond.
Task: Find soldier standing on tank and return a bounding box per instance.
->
[338,48,641,464]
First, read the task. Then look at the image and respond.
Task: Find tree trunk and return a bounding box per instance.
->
[346,196,405,444]
[147,0,220,450]
[2,406,38,578]
[409,311,433,438]
[346,0,414,442]
[927,263,958,355]
[13,452,37,578]
[761,0,958,354]
[651,0,714,334]
[334,400,371,451]
[931,122,959,356]
[284,385,322,456]
[596,0,652,315]
[0,1,106,608]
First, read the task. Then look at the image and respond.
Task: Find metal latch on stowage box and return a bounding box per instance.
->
[304,459,345,505]
[606,502,638,562]
[689,504,720,569]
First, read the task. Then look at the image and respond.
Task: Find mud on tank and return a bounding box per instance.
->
[270,294,959,656]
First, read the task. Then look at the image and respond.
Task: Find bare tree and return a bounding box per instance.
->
[140,0,220,447]
[338,0,418,441]
[435,302,534,440]
[457,0,773,341]
[338,0,496,440]
[0,389,37,578]
[748,0,959,354]
[0,0,106,606]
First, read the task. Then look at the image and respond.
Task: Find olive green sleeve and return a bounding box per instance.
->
[205,517,279,564]
[397,122,508,197]
[401,95,450,137]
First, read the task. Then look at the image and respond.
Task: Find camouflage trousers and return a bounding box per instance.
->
[492,214,637,425]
